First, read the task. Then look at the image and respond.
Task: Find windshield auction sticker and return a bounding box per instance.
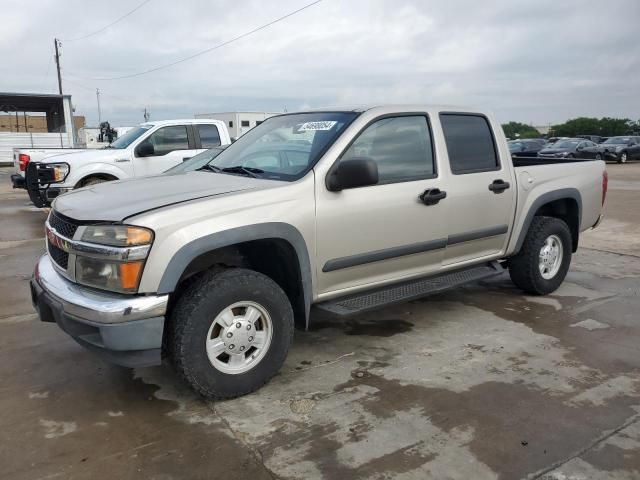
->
[297,121,337,131]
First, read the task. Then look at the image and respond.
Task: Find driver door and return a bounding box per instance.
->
[134,125,196,175]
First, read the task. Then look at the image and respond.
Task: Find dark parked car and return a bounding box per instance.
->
[577,134,602,143]
[538,138,601,160]
[598,136,640,163]
[508,139,546,157]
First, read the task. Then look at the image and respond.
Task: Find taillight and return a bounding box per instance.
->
[602,170,608,206]
[18,153,30,171]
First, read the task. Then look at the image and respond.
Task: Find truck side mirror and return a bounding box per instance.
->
[136,142,154,157]
[326,157,379,191]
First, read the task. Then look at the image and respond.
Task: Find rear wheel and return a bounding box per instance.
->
[618,152,628,164]
[595,153,602,160]
[169,268,294,399]
[509,216,572,295]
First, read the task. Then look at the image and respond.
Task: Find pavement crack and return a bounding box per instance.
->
[526,412,640,479]
[581,247,640,259]
[206,402,281,480]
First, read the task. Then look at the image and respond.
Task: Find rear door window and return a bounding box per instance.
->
[440,114,499,174]
[198,124,221,148]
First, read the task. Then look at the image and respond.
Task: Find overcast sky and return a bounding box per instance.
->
[2,0,639,127]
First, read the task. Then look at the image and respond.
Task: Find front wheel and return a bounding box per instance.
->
[618,152,628,164]
[168,268,294,399]
[509,216,572,295]
[595,153,602,160]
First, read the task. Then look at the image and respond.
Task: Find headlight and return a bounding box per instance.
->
[49,163,70,182]
[76,257,144,293]
[81,225,153,246]
[75,225,153,293]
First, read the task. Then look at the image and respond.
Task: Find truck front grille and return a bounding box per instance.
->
[49,210,79,239]
[47,239,69,269]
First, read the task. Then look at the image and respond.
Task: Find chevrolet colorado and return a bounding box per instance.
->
[30,105,607,399]
[11,119,230,207]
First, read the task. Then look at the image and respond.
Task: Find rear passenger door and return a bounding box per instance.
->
[439,113,516,266]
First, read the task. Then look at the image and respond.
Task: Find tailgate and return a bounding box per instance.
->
[12,149,24,176]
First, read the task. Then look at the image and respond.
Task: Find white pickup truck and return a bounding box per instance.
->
[11,119,231,207]
[31,105,606,399]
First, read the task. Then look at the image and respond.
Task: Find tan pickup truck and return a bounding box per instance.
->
[31,105,607,399]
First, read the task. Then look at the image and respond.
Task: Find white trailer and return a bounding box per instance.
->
[194,111,280,138]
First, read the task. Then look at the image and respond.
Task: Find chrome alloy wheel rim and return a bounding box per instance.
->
[205,301,273,374]
[539,234,563,280]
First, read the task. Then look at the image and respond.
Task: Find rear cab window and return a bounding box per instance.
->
[440,113,500,174]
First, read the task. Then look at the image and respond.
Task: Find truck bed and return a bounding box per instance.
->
[512,156,598,167]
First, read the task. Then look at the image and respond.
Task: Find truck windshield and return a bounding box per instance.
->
[108,126,152,149]
[165,146,226,173]
[201,112,358,181]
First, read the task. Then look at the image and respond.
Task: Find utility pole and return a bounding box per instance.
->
[54,38,63,95]
[143,107,150,122]
[96,88,102,124]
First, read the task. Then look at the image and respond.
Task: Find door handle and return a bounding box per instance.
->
[419,188,447,205]
[488,179,510,193]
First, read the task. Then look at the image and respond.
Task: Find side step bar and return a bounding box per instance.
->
[315,261,504,317]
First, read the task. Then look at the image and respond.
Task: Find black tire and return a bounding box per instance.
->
[617,152,628,164]
[595,153,602,160]
[509,216,572,295]
[169,268,294,399]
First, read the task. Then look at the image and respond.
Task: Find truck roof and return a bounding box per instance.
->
[139,118,226,127]
[290,104,487,115]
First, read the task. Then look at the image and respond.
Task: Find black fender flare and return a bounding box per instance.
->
[157,222,313,327]
[513,188,582,253]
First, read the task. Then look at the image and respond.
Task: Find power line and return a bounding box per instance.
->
[62,0,153,42]
[61,76,143,106]
[66,0,322,81]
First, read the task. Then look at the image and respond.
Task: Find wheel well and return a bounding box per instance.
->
[75,173,118,188]
[171,239,306,329]
[533,198,580,251]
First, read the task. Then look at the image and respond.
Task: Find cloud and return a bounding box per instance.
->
[1,0,639,126]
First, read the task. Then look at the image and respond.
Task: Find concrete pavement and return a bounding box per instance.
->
[1,163,639,479]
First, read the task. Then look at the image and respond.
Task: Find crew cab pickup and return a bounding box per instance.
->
[12,119,231,207]
[30,105,606,399]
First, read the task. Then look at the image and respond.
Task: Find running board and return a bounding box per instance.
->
[315,261,504,317]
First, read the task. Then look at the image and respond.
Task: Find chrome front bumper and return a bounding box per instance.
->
[31,254,169,367]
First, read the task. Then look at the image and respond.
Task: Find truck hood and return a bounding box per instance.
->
[53,171,279,221]
[41,148,122,164]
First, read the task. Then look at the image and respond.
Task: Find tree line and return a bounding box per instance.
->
[502,117,639,139]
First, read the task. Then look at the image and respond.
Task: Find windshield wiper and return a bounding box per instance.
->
[197,164,222,173]
[221,166,264,178]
